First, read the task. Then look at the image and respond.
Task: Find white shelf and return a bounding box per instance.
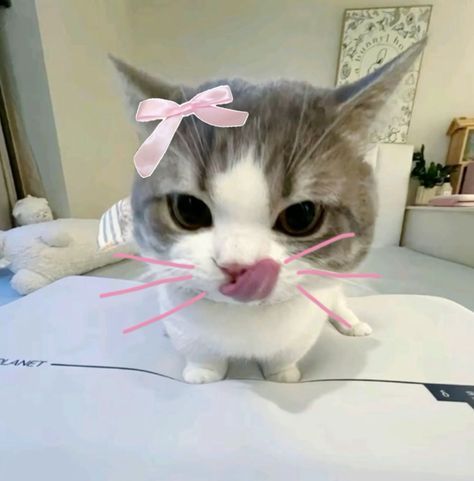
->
[402,206,474,268]
[406,205,474,213]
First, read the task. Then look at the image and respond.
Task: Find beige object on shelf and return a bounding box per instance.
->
[414,183,453,206]
[414,186,438,205]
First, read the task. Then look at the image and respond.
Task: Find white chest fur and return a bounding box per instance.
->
[160,284,340,360]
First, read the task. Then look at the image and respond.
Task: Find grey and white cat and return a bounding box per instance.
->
[111,40,425,384]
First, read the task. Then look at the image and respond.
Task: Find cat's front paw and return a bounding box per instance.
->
[265,365,301,383]
[334,321,372,337]
[183,365,226,384]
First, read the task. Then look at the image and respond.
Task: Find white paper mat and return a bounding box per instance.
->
[1,276,473,481]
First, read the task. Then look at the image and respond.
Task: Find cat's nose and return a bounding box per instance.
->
[219,263,248,281]
[218,258,281,302]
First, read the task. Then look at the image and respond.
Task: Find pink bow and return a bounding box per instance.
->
[133,85,249,178]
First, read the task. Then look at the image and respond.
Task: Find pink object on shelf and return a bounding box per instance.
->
[429,194,474,207]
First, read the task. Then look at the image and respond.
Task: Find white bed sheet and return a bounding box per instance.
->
[354,247,474,311]
[1,276,473,481]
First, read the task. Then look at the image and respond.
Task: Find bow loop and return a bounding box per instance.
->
[190,85,233,106]
[133,85,248,177]
[135,98,179,122]
[193,106,248,128]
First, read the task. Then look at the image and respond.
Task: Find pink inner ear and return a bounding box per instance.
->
[219,258,280,302]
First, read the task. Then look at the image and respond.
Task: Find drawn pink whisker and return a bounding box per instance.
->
[296,284,352,329]
[297,269,381,279]
[283,232,355,264]
[99,275,193,299]
[123,291,207,334]
[114,253,195,270]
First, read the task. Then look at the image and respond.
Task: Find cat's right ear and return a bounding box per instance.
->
[108,55,184,137]
[327,38,427,147]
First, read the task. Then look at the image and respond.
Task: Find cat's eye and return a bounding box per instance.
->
[274,201,324,236]
[167,194,212,231]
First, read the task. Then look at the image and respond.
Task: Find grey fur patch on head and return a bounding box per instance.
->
[110,39,426,270]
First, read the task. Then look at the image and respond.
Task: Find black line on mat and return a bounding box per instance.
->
[50,362,462,388]
[50,363,180,382]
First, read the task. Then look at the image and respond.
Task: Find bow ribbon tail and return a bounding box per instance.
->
[194,106,249,127]
[133,116,182,178]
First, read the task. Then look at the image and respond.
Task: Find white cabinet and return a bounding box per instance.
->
[401,206,474,268]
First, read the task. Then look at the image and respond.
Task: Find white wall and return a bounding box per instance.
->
[34,0,474,217]
[126,0,474,165]
[35,0,137,218]
[0,0,69,217]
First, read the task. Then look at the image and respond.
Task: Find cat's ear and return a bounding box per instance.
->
[108,55,185,137]
[329,38,427,142]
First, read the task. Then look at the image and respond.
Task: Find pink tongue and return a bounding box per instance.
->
[219,258,281,302]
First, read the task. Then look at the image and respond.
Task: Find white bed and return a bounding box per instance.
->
[1,276,473,481]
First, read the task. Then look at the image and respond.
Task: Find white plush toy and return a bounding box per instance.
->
[0,197,135,295]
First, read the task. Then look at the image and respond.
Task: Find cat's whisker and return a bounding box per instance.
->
[99,275,193,299]
[296,285,352,329]
[113,253,195,269]
[292,116,342,170]
[188,119,207,168]
[297,269,381,279]
[296,268,379,294]
[180,86,208,169]
[291,117,330,171]
[123,291,207,334]
[283,232,355,264]
[326,276,379,294]
[288,84,310,167]
[174,128,200,166]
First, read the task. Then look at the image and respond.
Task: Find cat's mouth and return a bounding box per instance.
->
[218,258,281,303]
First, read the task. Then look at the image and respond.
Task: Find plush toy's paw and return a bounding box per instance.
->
[331,320,372,337]
[265,365,301,383]
[40,230,71,248]
[0,258,10,269]
[11,269,50,295]
[183,365,226,384]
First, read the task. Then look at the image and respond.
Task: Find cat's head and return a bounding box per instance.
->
[111,40,425,305]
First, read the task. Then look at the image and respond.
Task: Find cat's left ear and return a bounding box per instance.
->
[329,38,427,140]
[108,55,189,139]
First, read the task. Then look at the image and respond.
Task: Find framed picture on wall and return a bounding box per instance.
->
[335,5,432,144]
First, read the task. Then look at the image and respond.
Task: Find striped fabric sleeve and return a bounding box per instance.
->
[97,197,134,250]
